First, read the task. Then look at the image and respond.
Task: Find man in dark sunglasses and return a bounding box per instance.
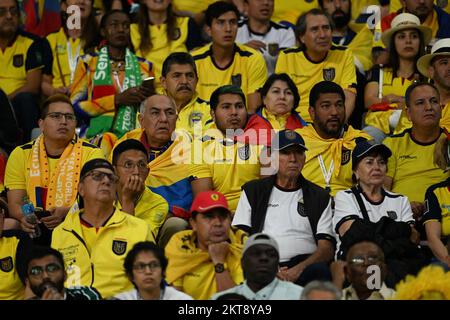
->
[17,245,101,300]
[51,158,155,299]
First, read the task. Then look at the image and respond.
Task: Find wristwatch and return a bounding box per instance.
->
[214,262,228,273]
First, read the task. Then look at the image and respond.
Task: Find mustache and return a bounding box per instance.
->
[177,85,192,91]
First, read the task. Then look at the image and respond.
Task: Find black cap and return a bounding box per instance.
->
[352,140,392,169]
[271,130,308,151]
[80,158,115,179]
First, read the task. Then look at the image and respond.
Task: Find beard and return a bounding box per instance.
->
[433,71,450,92]
[332,9,351,29]
[316,118,343,138]
[30,279,65,298]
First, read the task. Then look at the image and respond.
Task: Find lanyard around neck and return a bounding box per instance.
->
[67,40,81,84]
[318,155,334,191]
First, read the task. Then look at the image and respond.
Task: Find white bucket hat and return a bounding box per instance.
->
[381,13,432,47]
[417,38,450,77]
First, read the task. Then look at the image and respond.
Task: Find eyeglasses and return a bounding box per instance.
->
[133,261,161,273]
[349,256,382,267]
[116,161,148,171]
[29,263,62,277]
[46,112,77,122]
[0,7,19,17]
[83,170,119,183]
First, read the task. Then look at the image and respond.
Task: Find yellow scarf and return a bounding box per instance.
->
[28,134,82,209]
[299,125,371,177]
[262,108,290,130]
[165,228,246,285]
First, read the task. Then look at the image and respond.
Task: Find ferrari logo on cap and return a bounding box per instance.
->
[211,194,219,201]
[0,257,13,272]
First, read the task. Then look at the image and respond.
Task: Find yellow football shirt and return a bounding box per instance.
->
[298,125,369,196]
[0,231,28,300]
[45,28,84,88]
[191,43,268,103]
[190,136,263,212]
[272,0,319,25]
[131,16,202,88]
[172,0,217,14]
[116,187,168,239]
[423,178,450,237]
[275,45,357,122]
[365,67,414,135]
[384,129,450,202]
[0,30,44,95]
[175,94,211,137]
[5,139,105,194]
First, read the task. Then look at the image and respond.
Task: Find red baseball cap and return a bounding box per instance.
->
[190,191,230,215]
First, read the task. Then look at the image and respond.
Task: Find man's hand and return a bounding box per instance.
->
[410,226,421,245]
[40,207,69,230]
[19,216,38,234]
[122,174,145,203]
[277,263,304,283]
[208,241,230,264]
[41,286,64,300]
[410,201,425,220]
[330,260,346,289]
[245,40,266,52]
[115,87,148,107]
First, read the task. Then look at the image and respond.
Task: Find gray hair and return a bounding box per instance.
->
[300,280,342,300]
[139,94,177,115]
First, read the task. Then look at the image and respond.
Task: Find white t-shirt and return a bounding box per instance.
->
[333,188,415,234]
[233,185,334,262]
[113,286,194,300]
[236,20,296,75]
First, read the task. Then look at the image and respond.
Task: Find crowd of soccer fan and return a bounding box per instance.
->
[0,0,450,300]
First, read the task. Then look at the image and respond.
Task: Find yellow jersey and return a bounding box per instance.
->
[165,228,246,300]
[275,45,357,122]
[51,207,155,298]
[424,178,450,238]
[190,134,263,212]
[172,0,217,14]
[115,187,169,239]
[191,43,268,102]
[45,28,84,88]
[365,67,415,135]
[297,125,370,196]
[384,129,450,202]
[130,17,204,88]
[5,138,104,197]
[0,230,31,300]
[175,94,211,137]
[272,0,319,25]
[0,30,44,95]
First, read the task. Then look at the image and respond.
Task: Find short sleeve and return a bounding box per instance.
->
[25,39,45,72]
[423,186,442,223]
[383,138,396,179]
[279,28,296,50]
[341,49,357,91]
[315,198,336,244]
[399,195,414,224]
[247,51,268,94]
[232,191,252,228]
[4,146,27,190]
[333,191,361,234]
[40,38,53,75]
